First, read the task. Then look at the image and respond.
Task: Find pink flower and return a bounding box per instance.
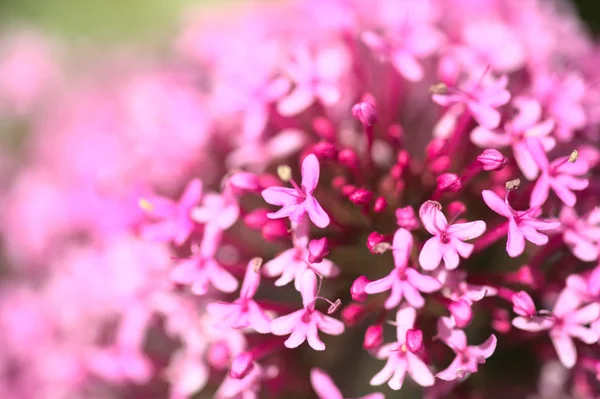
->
[170,226,239,295]
[436,317,497,381]
[214,361,265,399]
[310,368,384,399]
[139,178,203,245]
[270,269,345,351]
[512,289,600,368]
[512,291,537,318]
[432,72,511,129]
[560,207,600,262]
[262,220,339,290]
[565,265,600,305]
[191,187,240,230]
[528,141,589,207]
[435,269,497,304]
[276,45,348,116]
[86,347,152,384]
[207,259,272,334]
[370,305,435,390]
[471,97,555,180]
[418,201,486,270]
[365,228,442,309]
[481,190,560,257]
[261,153,330,228]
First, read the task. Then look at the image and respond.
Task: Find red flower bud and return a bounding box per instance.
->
[363,325,384,349]
[512,291,537,317]
[261,219,289,241]
[308,237,329,263]
[349,188,374,205]
[477,149,508,171]
[447,201,466,219]
[312,117,336,141]
[350,276,370,302]
[395,206,418,230]
[366,232,388,254]
[406,329,424,355]
[341,303,367,326]
[436,173,462,192]
[243,208,270,230]
[352,101,378,127]
[312,141,338,160]
[373,196,387,213]
[228,172,260,192]
[338,149,360,170]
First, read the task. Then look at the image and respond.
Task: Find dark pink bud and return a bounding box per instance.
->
[363,325,384,349]
[261,220,289,242]
[258,174,280,189]
[374,196,387,213]
[395,206,418,230]
[390,164,404,180]
[491,308,511,333]
[449,299,472,328]
[505,265,544,289]
[436,173,462,192]
[341,303,367,326]
[313,141,338,160]
[338,149,360,170]
[388,124,404,143]
[396,150,410,168]
[367,232,388,254]
[229,172,260,192]
[341,184,357,197]
[229,352,254,379]
[350,276,370,302]
[206,341,231,370]
[512,291,536,317]
[430,156,451,174]
[243,208,270,230]
[477,149,508,171]
[426,138,446,160]
[308,238,329,263]
[406,329,424,355]
[312,117,336,141]
[331,176,346,190]
[349,188,373,205]
[447,201,466,219]
[352,101,378,127]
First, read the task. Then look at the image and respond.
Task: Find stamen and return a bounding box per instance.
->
[277,165,292,182]
[569,150,578,163]
[505,178,521,191]
[429,82,449,95]
[251,257,263,272]
[138,198,154,212]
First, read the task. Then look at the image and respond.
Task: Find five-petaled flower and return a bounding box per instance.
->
[261,153,330,228]
[270,269,344,351]
[418,201,486,270]
[482,190,560,257]
[311,368,384,399]
[365,228,442,309]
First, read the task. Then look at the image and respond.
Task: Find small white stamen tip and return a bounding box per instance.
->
[251,257,263,272]
[277,165,292,182]
[568,150,578,163]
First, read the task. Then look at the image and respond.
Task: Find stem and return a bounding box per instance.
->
[473,221,509,253]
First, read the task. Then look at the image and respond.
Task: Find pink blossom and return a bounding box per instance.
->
[528,142,589,207]
[214,361,265,399]
[471,97,555,180]
[418,201,486,270]
[270,270,345,351]
[311,368,384,399]
[170,226,239,295]
[370,306,435,390]
[365,228,442,309]
[86,346,152,384]
[432,72,511,129]
[436,317,497,381]
[560,207,600,262]
[435,269,497,304]
[565,265,600,305]
[512,289,600,368]
[207,259,271,334]
[481,190,560,257]
[139,178,203,246]
[261,153,330,228]
[276,45,349,116]
[262,220,339,290]
[191,186,240,230]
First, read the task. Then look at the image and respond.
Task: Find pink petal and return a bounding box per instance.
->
[310,368,343,399]
[270,310,304,335]
[317,315,345,335]
[140,221,177,243]
[512,316,554,332]
[450,238,474,258]
[262,249,296,278]
[285,325,308,349]
[436,355,465,381]
[267,204,297,220]
[571,303,600,325]
[406,268,442,293]
[370,357,398,387]
[406,352,435,387]
[447,220,486,241]
[471,334,497,359]
[207,261,239,293]
[247,301,272,334]
[312,259,340,279]
[305,195,330,228]
[392,228,413,268]
[300,269,318,308]
[441,245,460,270]
[391,50,423,82]
[396,306,417,342]
[419,201,448,235]
[301,153,320,193]
[511,97,542,132]
[170,259,200,285]
[316,83,341,106]
[482,190,512,217]
[525,137,550,170]
[388,358,408,390]
[277,86,315,116]
[240,261,261,299]
[565,325,598,344]
[520,225,549,246]
[530,175,551,208]
[179,179,203,209]
[306,321,326,351]
[261,186,300,206]
[419,237,443,270]
[550,333,576,368]
[384,280,404,309]
[513,141,540,181]
[358,393,385,399]
[507,218,525,258]
[470,127,511,148]
[264,77,292,101]
[550,181,577,207]
[553,289,580,317]
[364,274,394,295]
[468,101,501,129]
[526,119,556,139]
[266,129,307,159]
[401,282,425,308]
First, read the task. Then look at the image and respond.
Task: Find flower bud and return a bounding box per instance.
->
[491,308,511,333]
[341,303,367,326]
[395,206,418,230]
[331,176,346,190]
[396,150,410,168]
[406,329,424,355]
[308,238,329,263]
[349,188,374,205]
[430,156,451,174]
[341,184,357,197]
[426,138,446,160]
[436,173,462,192]
[388,124,404,143]
[206,341,231,370]
[243,208,270,230]
[230,352,254,379]
[449,299,472,328]
[447,201,466,220]
[352,101,378,127]
[512,291,536,317]
[228,172,260,192]
[477,149,508,171]
[261,219,289,242]
[350,276,370,302]
[373,196,387,213]
[312,141,338,160]
[313,117,337,141]
[338,149,360,170]
[366,232,387,254]
[505,265,544,289]
[363,325,383,349]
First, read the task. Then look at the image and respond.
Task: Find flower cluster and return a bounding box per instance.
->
[0,0,599,398]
